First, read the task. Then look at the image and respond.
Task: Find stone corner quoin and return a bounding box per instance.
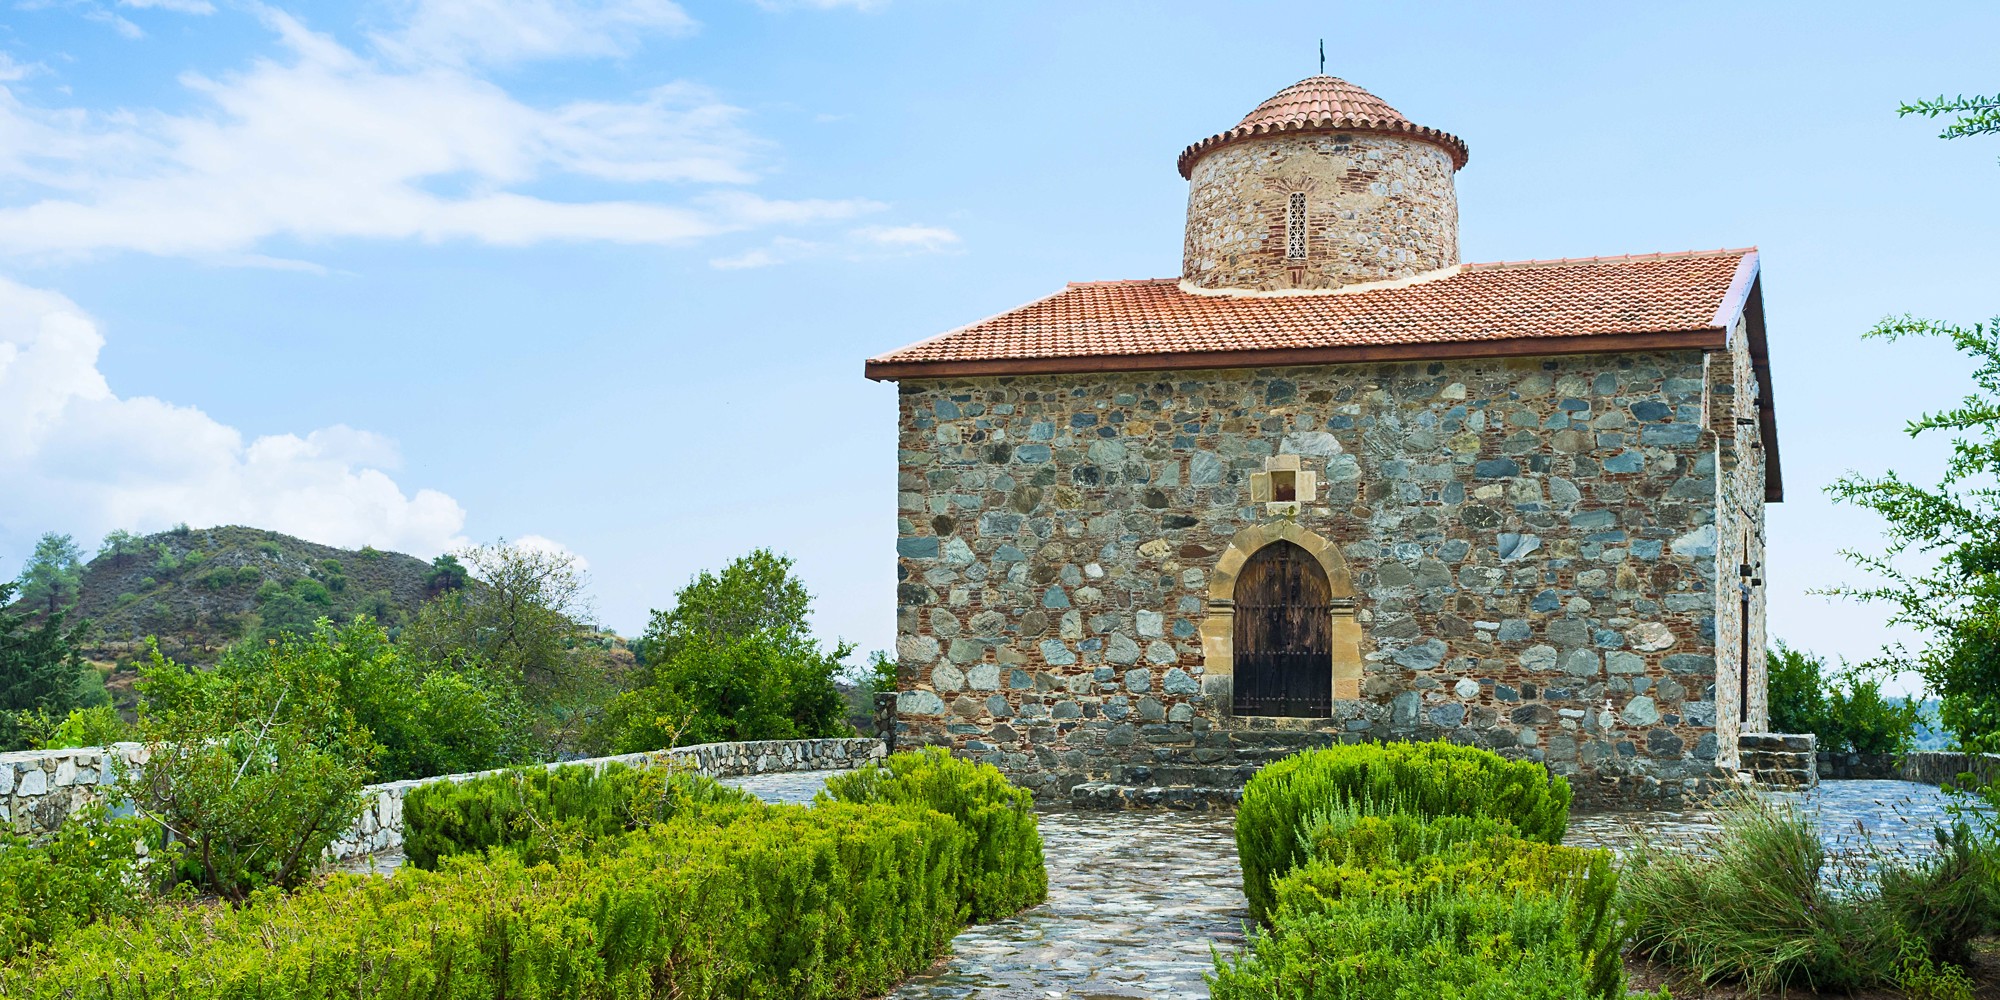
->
[872,73,1773,810]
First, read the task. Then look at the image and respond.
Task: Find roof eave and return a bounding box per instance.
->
[864,327,1728,382]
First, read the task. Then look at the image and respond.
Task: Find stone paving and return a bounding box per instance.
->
[727,773,1976,999]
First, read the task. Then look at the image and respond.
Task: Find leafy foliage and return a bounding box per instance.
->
[0,580,93,752]
[1766,642,1921,754]
[1624,791,1997,995]
[0,805,162,963]
[823,747,1047,921]
[597,550,849,753]
[1234,741,1572,922]
[1899,93,2000,141]
[122,640,378,899]
[1827,316,2000,753]
[401,762,756,869]
[263,617,530,782]
[399,540,610,757]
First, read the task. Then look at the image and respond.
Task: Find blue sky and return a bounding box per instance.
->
[0,0,1994,693]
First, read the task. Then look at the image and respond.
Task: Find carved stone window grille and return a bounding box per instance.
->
[1285,192,1308,260]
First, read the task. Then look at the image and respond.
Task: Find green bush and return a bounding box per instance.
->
[125,640,377,899]
[1767,642,1921,755]
[402,761,756,869]
[0,801,969,1000]
[31,704,130,749]
[822,748,1046,920]
[1270,831,1624,999]
[1235,741,1571,921]
[1211,885,1651,1000]
[1623,790,1995,994]
[0,805,162,962]
[233,565,261,586]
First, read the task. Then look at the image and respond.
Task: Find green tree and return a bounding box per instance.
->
[256,617,527,781]
[14,533,85,615]
[123,638,377,899]
[596,551,848,753]
[1828,317,2000,754]
[399,540,607,756]
[0,581,91,751]
[424,553,469,595]
[95,529,144,568]
[1767,642,1921,756]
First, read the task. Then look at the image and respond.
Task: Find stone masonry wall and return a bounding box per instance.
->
[1711,312,1770,764]
[1183,133,1458,292]
[892,351,1746,808]
[0,738,886,860]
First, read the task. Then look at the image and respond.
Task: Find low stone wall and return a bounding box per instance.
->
[0,743,147,836]
[1818,751,1902,781]
[1900,750,2000,789]
[1,738,887,860]
[1737,732,1817,789]
[329,738,886,860]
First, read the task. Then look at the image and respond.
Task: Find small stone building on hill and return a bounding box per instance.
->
[865,75,1781,808]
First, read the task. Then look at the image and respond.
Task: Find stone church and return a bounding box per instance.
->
[865,75,1780,807]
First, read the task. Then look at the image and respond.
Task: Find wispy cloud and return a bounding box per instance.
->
[0,3,881,260]
[709,222,959,269]
[374,0,695,68]
[120,0,217,14]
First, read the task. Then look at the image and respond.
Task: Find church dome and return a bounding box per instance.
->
[1178,76,1469,179]
[1180,74,1465,293]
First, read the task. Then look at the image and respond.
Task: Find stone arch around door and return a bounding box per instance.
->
[1197,522,1364,718]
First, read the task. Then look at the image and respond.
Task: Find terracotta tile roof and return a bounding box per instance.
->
[866,249,1760,379]
[1179,75,1469,177]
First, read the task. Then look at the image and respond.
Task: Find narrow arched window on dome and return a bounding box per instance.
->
[1285,192,1308,260]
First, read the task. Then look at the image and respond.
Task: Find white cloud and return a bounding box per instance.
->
[377,0,694,67]
[0,6,880,259]
[855,223,959,251]
[120,0,217,14]
[0,276,469,567]
[709,222,958,268]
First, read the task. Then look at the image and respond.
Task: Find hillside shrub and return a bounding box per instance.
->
[1235,741,1571,921]
[1624,790,1995,994]
[0,802,972,1000]
[0,805,162,962]
[124,641,377,899]
[402,761,756,869]
[822,747,1046,920]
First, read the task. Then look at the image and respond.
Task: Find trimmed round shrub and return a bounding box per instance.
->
[1235,741,1571,921]
[822,747,1047,921]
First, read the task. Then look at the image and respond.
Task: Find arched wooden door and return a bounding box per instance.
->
[1231,541,1333,717]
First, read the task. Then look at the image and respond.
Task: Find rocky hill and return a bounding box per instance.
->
[68,525,441,664]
